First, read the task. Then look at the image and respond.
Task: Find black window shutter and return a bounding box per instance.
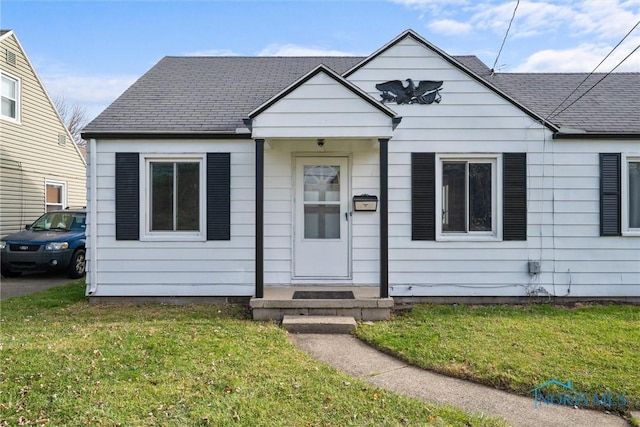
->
[207,153,231,240]
[412,153,435,240]
[115,152,140,240]
[503,153,527,241]
[600,153,621,236]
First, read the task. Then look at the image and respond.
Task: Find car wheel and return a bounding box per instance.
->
[1,268,22,278]
[67,249,86,279]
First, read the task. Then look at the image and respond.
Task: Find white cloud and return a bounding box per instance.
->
[571,0,640,39]
[428,19,473,35]
[257,43,359,57]
[41,72,138,121]
[401,0,639,42]
[513,40,640,72]
[43,74,136,103]
[390,0,469,19]
[472,1,574,37]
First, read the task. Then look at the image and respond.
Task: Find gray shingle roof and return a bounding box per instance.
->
[84,56,365,134]
[488,73,639,134]
[84,54,639,136]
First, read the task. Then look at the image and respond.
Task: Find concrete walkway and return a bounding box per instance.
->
[290,334,630,427]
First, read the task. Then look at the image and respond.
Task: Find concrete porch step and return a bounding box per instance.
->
[250,297,393,321]
[250,286,394,321]
[282,315,357,334]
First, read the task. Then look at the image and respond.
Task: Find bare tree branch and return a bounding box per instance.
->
[54,96,88,146]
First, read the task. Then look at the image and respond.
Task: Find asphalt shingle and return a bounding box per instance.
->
[84,56,365,134]
[488,73,640,134]
[84,55,639,136]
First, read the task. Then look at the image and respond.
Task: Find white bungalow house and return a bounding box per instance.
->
[82,30,639,314]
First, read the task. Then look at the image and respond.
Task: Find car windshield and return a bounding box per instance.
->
[30,212,86,231]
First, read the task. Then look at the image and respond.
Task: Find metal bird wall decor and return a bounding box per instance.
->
[376,79,443,105]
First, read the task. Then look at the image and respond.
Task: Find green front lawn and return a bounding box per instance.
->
[0,284,506,426]
[356,303,640,411]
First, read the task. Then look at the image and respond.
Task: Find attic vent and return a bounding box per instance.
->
[6,50,16,66]
[58,133,66,146]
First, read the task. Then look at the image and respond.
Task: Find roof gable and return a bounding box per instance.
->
[249,65,398,139]
[249,64,396,119]
[0,30,86,166]
[345,29,559,132]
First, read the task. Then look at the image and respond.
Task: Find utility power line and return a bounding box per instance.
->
[546,19,640,120]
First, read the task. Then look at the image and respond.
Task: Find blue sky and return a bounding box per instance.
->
[2,0,639,121]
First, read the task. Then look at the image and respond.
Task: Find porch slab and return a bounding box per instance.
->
[251,298,392,309]
[250,286,393,321]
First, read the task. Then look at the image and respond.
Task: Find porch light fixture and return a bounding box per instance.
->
[317,138,325,151]
[353,194,378,211]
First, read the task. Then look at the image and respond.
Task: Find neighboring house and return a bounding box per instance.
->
[0,30,87,236]
[82,29,639,303]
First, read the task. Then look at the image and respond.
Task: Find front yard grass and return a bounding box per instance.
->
[356,303,640,412]
[0,283,506,426]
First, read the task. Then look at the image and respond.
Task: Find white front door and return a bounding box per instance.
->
[294,157,350,278]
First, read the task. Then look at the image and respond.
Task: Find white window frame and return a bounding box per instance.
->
[1,71,20,123]
[622,153,640,237]
[435,154,502,241]
[140,154,206,241]
[45,180,67,212]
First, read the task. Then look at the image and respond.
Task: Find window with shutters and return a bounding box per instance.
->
[436,155,500,240]
[623,155,640,236]
[142,154,206,241]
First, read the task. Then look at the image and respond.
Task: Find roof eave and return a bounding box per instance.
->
[553,132,640,140]
[81,130,252,140]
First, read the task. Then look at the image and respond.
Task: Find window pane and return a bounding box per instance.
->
[304,165,340,202]
[469,163,492,231]
[630,162,640,229]
[442,162,466,232]
[1,76,16,118]
[1,98,15,118]
[1,76,16,98]
[304,204,340,239]
[176,162,199,231]
[151,162,174,230]
[46,184,62,204]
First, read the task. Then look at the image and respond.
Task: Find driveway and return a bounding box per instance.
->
[0,271,77,300]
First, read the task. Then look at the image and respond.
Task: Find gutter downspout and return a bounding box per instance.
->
[87,138,99,295]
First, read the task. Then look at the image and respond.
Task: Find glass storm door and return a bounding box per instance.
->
[294,157,350,278]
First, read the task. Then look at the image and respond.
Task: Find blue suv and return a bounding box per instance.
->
[0,209,86,279]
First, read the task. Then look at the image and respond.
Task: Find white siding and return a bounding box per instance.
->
[344,36,639,297]
[262,138,380,286]
[251,72,393,139]
[89,139,255,297]
[549,140,640,295]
